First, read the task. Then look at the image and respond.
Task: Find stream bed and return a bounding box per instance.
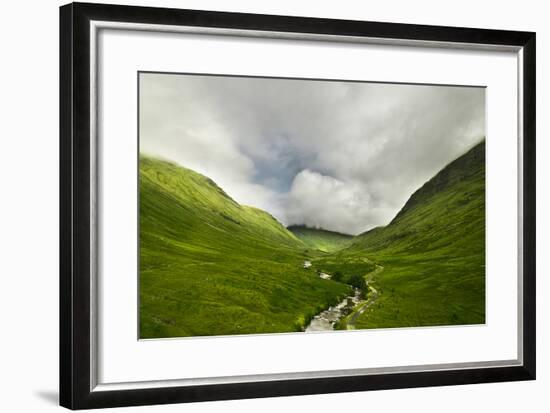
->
[305,289,362,332]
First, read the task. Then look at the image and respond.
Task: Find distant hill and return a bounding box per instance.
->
[287,225,353,252]
[139,156,349,338]
[340,140,486,329]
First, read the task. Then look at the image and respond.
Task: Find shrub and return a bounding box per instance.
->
[332,271,343,282]
[348,274,366,290]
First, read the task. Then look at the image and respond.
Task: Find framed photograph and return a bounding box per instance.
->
[60,2,536,409]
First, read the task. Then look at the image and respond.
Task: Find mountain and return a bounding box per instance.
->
[287,225,353,253]
[139,156,350,338]
[140,139,486,337]
[351,140,485,254]
[338,140,486,329]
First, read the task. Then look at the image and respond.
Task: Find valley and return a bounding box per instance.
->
[140,140,486,338]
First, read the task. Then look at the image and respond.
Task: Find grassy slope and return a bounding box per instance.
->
[139,156,350,338]
[287,225,353,253]
[338,141,486,329]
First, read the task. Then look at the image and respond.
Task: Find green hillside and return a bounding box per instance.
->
[287,225,353,252]
[337,141,486,329]
[139,156,350,338]
[140,140,486,338]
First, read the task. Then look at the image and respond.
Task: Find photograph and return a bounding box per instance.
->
[54,2,538,409]
[138,73,486,339]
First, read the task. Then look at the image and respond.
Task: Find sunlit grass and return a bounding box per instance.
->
[139,141,485,337]
[139,156,350,338]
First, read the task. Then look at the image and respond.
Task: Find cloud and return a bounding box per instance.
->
[283,170,389,234]
[139,73,485,235]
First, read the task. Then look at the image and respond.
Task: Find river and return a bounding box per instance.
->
[305,289,362,332]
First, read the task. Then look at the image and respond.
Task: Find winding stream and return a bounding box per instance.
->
[303,263,383,332]
[305,289,362,332]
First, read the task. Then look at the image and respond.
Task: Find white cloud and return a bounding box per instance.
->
[283,170,390,234]
[139,73,485,235]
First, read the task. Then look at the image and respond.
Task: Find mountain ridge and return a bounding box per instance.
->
[390,140,485,225]
[337,139,486,329]
[287,225,353,253]
[139,155,350,338]
[140,138,486,337]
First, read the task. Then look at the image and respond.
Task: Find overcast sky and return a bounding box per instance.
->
[139,73,485,235]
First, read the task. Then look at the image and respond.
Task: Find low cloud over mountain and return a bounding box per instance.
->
[140,73,484,234]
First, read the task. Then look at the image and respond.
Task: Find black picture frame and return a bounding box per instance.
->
[60,2,536,410]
